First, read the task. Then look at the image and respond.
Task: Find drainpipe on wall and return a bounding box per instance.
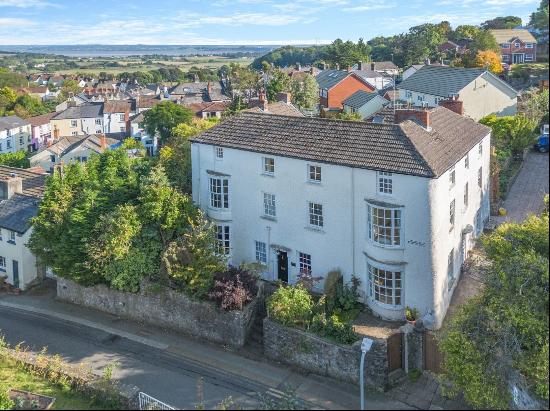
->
[351,168,357,278]
[266,226,272,281]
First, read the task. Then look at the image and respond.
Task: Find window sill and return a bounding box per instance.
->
[7,241,16,245]
[368,298,404,311]
[306,180,322,185]
[305,226,325,234]
[367,239,404,250]
[260,215,277,222]
[261,173,275,178]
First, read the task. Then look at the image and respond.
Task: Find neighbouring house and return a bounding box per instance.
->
[103,100,133,136]
[366,106,396,124]
[189,101,232,119]
[18,86,57,101]
[342,90,390,120]
[397,65,518,120]
[489,29,538,64]
[169,81,229,105]
[316,69,376,110]
[351,61,394,90]
[438,40,470,56]
[190,108,491,329]
[51,103,104,138]
[365,61,399,77]
[55,93,91,112]
[0,116,32,154]
[402,64,425,81]
[130,112,158,156]
[27,112,56,151]
[29,134,119,173]
[0,166,47,290]
[245,92,304,117]
[135,95,162,113]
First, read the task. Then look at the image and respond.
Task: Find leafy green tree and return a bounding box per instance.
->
[335,111,363,121]
[266,69,291,102]
[58,79,82,100]
[160,119,218,194]
[529,0,549,35]
[0,86,17,115]
[0,68,28,88]
[452,25,481,40]
[439,212,549,409]
[290,73,319,109]
[519,89,549,125]
[0,150,30,168]
[143,101,194,144]
[402,24,446,66]
[481,16,523,29]
[11,94,50,118]
[324,38,371,69]
[226,63,261,97]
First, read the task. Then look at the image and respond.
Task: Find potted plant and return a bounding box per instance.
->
[405,306,419,325]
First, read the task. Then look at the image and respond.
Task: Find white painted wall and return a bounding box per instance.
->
[191,134,491,328]
[343,96,388,120]
[0,228,38,290]
[0,125,31,154]
[104,112,128,134]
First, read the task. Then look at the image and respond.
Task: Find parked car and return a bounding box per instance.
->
[534,134,549,153]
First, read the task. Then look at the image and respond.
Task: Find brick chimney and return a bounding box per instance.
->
[99,134,107,149]
[394,108,432,131]
[259,91,268,111]
[207,81,213,97]
[439,97,464,116]
[0,175,23,200]
[371,62,376,71]
[276,92,292,104]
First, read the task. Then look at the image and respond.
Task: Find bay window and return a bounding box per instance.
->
[367,204,402,246]
[368,262,402,307]
[209,177,229,209]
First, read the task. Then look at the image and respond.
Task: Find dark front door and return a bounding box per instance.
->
[277,251,288,283]
[12,260,19,289]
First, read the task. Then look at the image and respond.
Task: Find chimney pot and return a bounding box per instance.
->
[394,108,432,131]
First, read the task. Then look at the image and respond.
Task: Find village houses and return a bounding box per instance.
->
[489,29,538,64]
[0,116,32,154]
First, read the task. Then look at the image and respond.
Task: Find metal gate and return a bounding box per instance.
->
[423,331,444,374]
[138,392,175,410]
[387,332,403,372]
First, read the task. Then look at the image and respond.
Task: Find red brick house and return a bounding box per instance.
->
[316,70,376,110]
[489,29,537,64]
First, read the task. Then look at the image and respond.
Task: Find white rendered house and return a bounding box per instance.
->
[191,109,491,329]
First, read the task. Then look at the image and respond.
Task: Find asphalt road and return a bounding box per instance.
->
[0,306,267,410]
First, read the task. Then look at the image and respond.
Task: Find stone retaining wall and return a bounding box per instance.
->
[263,318,392,390]
[57,278,261,348]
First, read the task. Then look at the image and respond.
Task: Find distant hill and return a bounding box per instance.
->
[251,45,327,69]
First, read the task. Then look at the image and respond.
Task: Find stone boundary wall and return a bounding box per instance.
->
[2,347,139,409]
[263,318,392,390]
[57,278,262,348]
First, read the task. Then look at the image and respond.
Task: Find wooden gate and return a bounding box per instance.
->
[423,331,444,374]
[387,332,403,372]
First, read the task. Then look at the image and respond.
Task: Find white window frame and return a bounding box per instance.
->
[514,41,521,48]
[308,202,324,228]
[464,182,469,209]
[450,199,456,231]
[119,113,125,121]
[308,164,322,183]
[215,146,224,159]
[525,54,534,61]
[367,259,403,308]
[209,177,229,209]
[9,230,16,244]
[448,248,456,290]
[255,241,267,264]
[95,118,102,125]
[0,256,5,269]
[367,203,403,247]
[263,157,275,175]
[70,120,78,128]
[299,252,312,275]
[464,153,469,170]
[478,142,483,157]
[377,171,393,195]
[478,167,483,188]
[263,192,276,218]
[216,224,231,256]
[501,43,510,49]
[449,167,456,189]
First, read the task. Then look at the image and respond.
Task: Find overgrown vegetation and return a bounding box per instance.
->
[439,207,549,409]
[267,271,361,345]
[0,150,30,169]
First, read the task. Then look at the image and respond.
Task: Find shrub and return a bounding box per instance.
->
[208,266,259,311]
[267,285,313,327]
[405,306,419,321]
[324,272,360,314]
[0,389,14,410]
[311,313,358,345]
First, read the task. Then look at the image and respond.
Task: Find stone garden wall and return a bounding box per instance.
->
[57,278,261,348]
[263,318,393,390]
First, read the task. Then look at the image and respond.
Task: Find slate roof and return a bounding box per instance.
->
[191,109,490,178]
[0,166,47,198]
[370,61,399,71]
[27,112,57,127]
[398,65,488,97]
[0,194,40,233]
[0,116,29,130]
[489,29,537,44]
[52,103,103,120]
[366,106,396,124]
[0,166,47,233]
[342,91,382,109]
[316,70,352,90]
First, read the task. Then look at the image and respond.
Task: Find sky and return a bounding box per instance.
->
[0,0,541,45]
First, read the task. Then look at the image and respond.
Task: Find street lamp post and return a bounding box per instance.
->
[360,337,374,410]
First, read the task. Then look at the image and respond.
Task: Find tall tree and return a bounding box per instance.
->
[481,16,522,29]
[452,25,481,40]
[324,38,371,69]
[291,74,319,109]
[529,0,549,35]
[266,69,292,102]
[143,101,194,144]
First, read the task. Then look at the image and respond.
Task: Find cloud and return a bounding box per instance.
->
[0,0,60,7]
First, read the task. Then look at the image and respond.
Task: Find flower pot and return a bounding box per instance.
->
[406,319,416,326]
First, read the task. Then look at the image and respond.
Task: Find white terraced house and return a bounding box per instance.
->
[190,109,491,329]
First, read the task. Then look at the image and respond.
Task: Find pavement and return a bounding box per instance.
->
[495,151,549,224]
[0,283,412,410]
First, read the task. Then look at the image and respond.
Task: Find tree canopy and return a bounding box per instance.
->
[529,0,549,35]
[143,101,194,144]
[439,210,549,409]
[481,16,523,30]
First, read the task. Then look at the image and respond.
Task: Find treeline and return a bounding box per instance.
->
[116,66,222,84]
